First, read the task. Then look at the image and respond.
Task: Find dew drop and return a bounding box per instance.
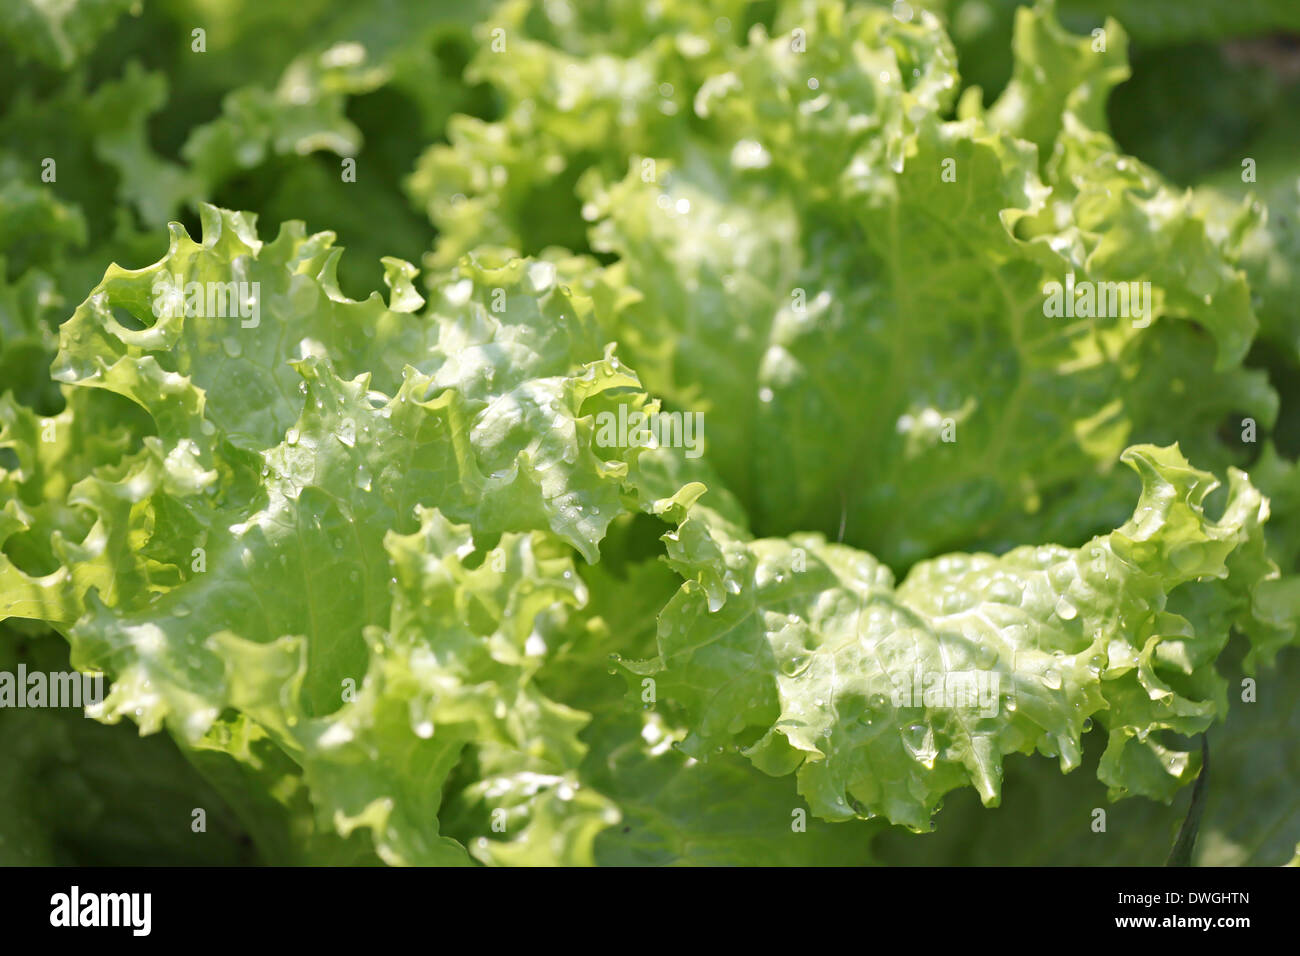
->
[901,722,936,766]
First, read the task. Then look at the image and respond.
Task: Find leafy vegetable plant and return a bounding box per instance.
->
[1,0,1297,866]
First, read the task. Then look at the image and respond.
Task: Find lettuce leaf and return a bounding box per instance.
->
[2,205,661,863]
[1,0,1297,867]
[417,0,1273,569]
[624,445,1285,829]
